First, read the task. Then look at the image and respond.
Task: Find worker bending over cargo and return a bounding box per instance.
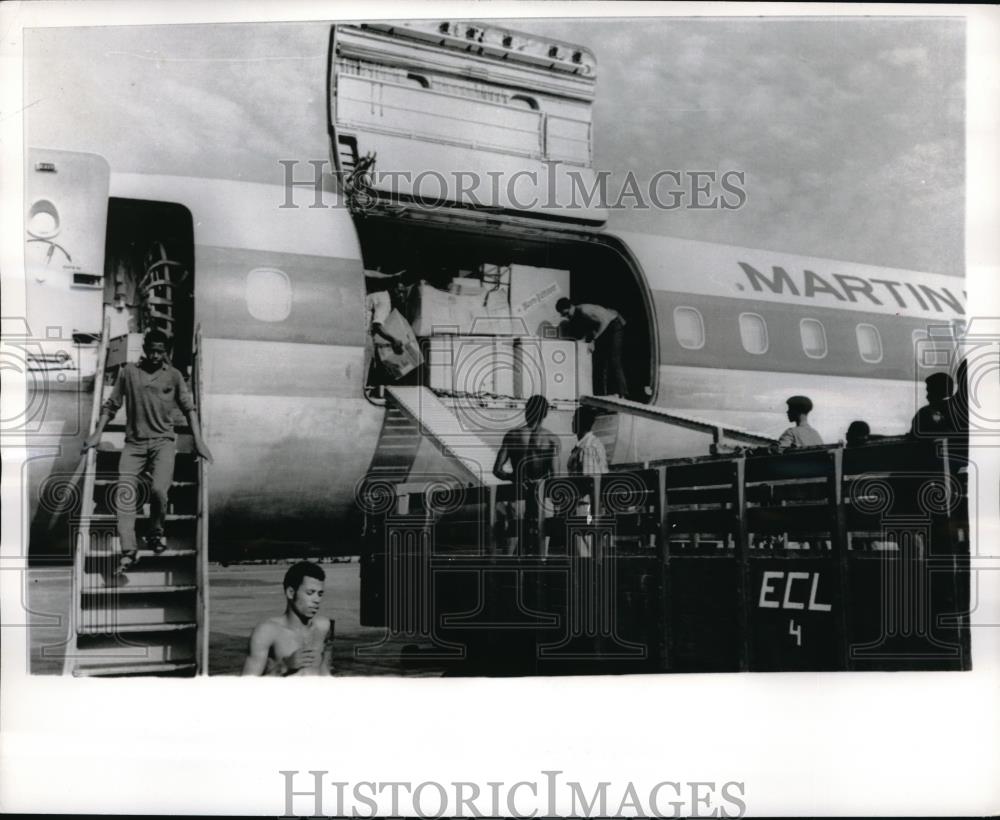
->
[556,298,628,398]
[492,394,561,555]
[242,561,334,676]
[82,329,213,573]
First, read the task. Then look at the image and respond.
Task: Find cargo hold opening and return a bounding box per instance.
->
[357,216,656,406]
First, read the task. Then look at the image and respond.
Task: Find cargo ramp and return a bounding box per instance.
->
[384,387,502,487]
[580,394,778,447]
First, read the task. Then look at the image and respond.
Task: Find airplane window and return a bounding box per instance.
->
[674,306,705,350]
[245,268,292,322]
[739,312,768,355]
[856,323,883,363]
[509,94,539,110]
[800,318,827,359]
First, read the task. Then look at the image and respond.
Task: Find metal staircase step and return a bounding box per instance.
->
[83,544,197,560]
[72,632,196,663]
[94,448,201,473]
[94,478,196,487]
[77,621,197,636]
[80,598,196,629]
[72,661,196,677]
[84,543,196,557]
[82,583,197,595]
[83,562,195,587]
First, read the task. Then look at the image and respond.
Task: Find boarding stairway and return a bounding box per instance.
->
[63,310,208,677]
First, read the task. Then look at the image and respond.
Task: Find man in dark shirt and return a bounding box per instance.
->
[910,372,957,438]
[556,298,628,398]
[83,329,212,570]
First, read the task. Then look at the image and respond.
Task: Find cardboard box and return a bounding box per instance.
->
[509,264,570,338]
[448,277,484,296]
[426,335,517,396]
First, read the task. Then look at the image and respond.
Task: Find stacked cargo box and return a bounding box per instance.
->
[418,263,592,403]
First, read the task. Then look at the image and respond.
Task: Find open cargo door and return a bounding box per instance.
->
[329,22,607,226]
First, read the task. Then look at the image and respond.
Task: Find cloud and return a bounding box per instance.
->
[26,18,964,275]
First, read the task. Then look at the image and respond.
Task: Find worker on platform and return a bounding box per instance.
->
[367,278,409,352]
[365,277,419,389]
[556,298,628,398]
[845,420,872,447]
[242,561,334,676]
[777,395,823,450]
[82,329,213,574]
[568,405,608,476]
[909,372,958,438]
[492,394,561,555]
[567,405,609,557]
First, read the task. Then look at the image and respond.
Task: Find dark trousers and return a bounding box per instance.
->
[593,318,628,397]
[117,438,176,551]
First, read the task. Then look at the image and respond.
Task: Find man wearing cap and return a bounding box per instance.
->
[777,395,823,450]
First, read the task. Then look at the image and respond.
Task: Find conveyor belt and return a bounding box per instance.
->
[580,395,778,445]
[385,387,502,486]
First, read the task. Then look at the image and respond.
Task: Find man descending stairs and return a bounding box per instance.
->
[67,323,211,677]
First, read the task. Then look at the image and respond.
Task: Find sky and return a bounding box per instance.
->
[25,16,964,275]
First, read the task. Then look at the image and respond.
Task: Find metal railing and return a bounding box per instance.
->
[361,437,970,673]
[192,324,209,675]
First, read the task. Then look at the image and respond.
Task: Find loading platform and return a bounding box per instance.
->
[360,433,970,674]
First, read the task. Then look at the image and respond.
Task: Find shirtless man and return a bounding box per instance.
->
[241,561,334,676]
[492,395,561,555]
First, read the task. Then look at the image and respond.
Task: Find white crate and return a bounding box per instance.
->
[453,336,515,396]
[513,337,589,402]
[509,264,570,337]
[427,336,454,392]
[427,335,517,396]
